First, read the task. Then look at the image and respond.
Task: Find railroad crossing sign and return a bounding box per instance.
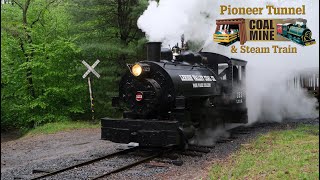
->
[82,60,100,79]
[82,59,101,121]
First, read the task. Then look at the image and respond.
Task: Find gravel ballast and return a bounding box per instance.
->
[1,118,318,180]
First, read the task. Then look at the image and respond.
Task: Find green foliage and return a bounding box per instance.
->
[1,1,87,130]
[209,125,319,180]
[67,0,148,119]
[26,120,100,135]
[1,0,149,131]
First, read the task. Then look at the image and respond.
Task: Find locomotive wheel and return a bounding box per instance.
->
[302,31,312,42]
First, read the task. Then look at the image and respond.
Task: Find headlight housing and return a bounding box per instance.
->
[132,64,143,77]
[127,63,150,77]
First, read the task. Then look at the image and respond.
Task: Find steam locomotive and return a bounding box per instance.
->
[101,40,248,147]
[276,22,316,46]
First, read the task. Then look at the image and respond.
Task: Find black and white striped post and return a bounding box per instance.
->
[82,60,100,121]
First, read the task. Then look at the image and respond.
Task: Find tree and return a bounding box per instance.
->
[66,0,148,119]
[69,0,148,66]
[1,0,87,130]
[1,0,150,130]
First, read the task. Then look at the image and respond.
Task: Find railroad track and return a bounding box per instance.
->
[21,122,288,179]
[28,147,139,180]
[25,146,174,180]
[90,148,170,180]
[25,124,261,179]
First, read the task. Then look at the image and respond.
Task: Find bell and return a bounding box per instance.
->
[172,47,180,56]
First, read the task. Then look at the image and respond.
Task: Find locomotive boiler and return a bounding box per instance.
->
[101,41,248,147]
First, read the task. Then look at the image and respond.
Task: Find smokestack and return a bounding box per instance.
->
[147,42,162,62]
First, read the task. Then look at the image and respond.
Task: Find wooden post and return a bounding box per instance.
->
[239,23,244,45]
[82,60,100,121]
[215,25,220,33]
[88,76,94,121]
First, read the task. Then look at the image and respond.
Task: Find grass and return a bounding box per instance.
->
[25,120,100,135]
[209,125,319,180]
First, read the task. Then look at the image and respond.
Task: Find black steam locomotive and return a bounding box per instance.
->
[101,41,248,147]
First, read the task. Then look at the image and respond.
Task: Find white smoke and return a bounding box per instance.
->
[247,67,318,123]
[138,0,216,47]
[189,126,230,147]
[138,0,319,123]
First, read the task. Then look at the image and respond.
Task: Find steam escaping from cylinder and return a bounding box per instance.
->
[138,0,319,125]
[189,126,230,147]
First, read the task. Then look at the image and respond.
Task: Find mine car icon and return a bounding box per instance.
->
[213,18,247,46]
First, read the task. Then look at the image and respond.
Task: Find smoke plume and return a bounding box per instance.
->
[138,0,319,124]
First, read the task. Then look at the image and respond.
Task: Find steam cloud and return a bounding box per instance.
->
[138,0,319,124]
[189,126,230,147]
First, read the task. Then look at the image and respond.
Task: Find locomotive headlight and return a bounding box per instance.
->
[127,63,150,77]
[132,64,143,77]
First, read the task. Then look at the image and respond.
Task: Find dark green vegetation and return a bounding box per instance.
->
[1,0,148,131]
[209,125,319,180]
[26,121,100,135]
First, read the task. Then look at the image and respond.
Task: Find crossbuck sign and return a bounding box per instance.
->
[82,60,100,79]
[82,60,100,120]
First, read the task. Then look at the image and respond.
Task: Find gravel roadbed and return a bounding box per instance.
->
[1,118,318,180]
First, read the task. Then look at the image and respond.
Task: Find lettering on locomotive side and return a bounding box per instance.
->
[179,75,193,81]
[210,76,217,82]
[193,83,212,88]
[179,75,217,82]
[203,76,212,81]
[192,75,205,81]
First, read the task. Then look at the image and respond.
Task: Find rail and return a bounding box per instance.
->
[29,147,139,180]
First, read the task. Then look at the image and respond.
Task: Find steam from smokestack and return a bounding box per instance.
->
[138,0,319,124]
[138,0,215,48]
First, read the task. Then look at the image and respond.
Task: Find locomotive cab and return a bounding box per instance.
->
[101,41,248,147]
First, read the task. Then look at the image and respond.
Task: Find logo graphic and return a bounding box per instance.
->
[213,18,246,46]
[276,20,316,46]
[213,18,316,47]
